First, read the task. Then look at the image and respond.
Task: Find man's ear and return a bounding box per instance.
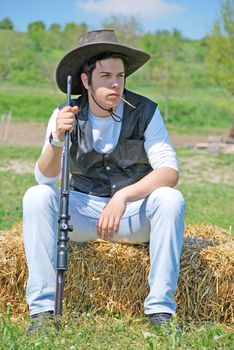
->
[81,73,89,90]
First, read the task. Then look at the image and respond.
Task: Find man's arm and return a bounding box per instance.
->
[37,144,64,178]
[116,166,178,202]
[37,105,78,178]
[97,167,178,239]
[97,107,179,238]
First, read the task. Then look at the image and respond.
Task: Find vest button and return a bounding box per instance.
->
[106,166,110,170]
[112,185,116,188]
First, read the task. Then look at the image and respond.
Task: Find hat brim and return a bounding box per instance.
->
[55,42,150,95]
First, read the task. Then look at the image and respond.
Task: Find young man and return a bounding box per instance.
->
[23,29,185,332]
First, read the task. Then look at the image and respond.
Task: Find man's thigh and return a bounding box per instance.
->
[68,191,150,244]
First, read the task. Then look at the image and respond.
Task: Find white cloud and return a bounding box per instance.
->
[78,0,184,19]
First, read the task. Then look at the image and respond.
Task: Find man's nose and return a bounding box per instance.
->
[111,77,119,88]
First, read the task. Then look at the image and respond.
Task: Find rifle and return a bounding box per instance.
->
[55,75,73,322]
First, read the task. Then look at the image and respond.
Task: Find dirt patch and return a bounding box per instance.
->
[179,155,234,186]
[0,160,34,174]
[0,121,46,147]
[170,133,209,148]
[0,121,211,148]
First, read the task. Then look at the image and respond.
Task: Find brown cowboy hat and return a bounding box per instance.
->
[55,29,150,95]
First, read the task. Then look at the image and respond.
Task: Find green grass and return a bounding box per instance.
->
[1,145,233,232]
[0,144,41,160]
[0,145,233,347]
[0,172,36,230]
[176,148,234,231]
[127,83,234,132]
[0,145,41,230]
[0,82,234,134]
[1,311,233,350]
[0,89,64,123]
[178,183,233,230]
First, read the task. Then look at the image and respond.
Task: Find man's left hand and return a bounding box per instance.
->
[97,192,127,239]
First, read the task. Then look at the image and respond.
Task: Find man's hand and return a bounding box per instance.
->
[97,191,127,239]
[56,106,79,141]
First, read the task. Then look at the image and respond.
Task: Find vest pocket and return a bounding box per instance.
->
[114,139,146,168]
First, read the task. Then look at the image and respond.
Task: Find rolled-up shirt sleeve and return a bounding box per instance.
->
[144,108,178,172]
[34,108,62,185]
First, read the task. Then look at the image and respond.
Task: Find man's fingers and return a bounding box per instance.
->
[107,218,115,238]
[57,118,74,126]
[58,112,76,121]
[114,217,120,233]
[97,215,120,239]
[97,198,125,239]
[97,215,114,239]
[62,105,79,113]
[72,106,79,113]
[97,216,105,237]
[98,220,108,239]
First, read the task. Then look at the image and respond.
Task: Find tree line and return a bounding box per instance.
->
[0,0,233,98]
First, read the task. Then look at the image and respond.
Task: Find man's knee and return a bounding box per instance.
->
[148,187,185,216]
[23,185,58,213]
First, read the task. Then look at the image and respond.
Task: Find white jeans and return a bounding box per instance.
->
[23,184,185,316]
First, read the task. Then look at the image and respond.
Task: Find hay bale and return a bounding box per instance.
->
[66,240,150,316]
[177,224,234,324]
[0,223,28,314]
[0,223,233,324]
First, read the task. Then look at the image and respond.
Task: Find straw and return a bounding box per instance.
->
[119,96,136,108]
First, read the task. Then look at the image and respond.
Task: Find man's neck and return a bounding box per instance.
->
[89,105,111,118]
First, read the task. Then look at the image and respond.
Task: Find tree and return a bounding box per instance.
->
[0,17,14,30]
[206,0,234,95]
[47,23,63,49]
[63,22,88,49]
[102,16,142,47]
[221,0,234,37]
[49,23,61,34]
[0,30,30,81]
[27,21,49,51]
[138,30,183,120]
[206,0,234,136]
[28,21,46,33]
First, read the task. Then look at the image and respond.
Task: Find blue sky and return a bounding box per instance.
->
[1,0,221,39]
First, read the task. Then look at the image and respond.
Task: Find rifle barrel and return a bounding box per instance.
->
[55,75,73,318]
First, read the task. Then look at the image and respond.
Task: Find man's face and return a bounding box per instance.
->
[82,57,125,114]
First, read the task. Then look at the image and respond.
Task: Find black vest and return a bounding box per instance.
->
[60,89,157,197]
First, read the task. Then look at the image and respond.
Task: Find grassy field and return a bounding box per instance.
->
[0,145,41,230]
[177,148,234,231]
[1,311,233,350]
[0,145,233,231]
[0,141,233,348]
[1,82,234,134]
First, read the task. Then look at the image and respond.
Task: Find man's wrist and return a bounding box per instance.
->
[49,132,65,148]
[114,188,129,203]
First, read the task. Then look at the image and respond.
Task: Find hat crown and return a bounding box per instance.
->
[78,30,118,47]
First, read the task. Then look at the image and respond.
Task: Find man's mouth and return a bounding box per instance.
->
[109,93,120,98]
